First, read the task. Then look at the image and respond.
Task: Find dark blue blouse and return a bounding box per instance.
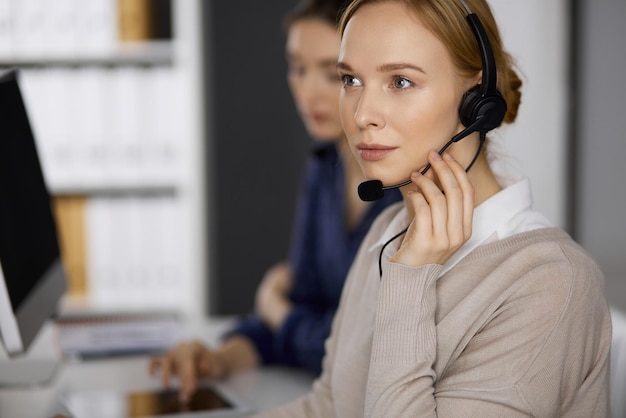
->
[228,143,402,375]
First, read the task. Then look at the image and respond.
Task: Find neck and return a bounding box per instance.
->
[465,152,502,206]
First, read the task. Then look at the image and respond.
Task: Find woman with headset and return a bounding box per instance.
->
[256,0,611,416]
[148,0,402,404]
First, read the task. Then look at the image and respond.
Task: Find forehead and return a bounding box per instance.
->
[339,2,454,75]
[286,18,340,60]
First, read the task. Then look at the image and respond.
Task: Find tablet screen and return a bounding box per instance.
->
[126,387,232,416]
[63,385,242,418]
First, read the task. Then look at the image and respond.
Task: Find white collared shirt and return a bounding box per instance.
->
[369,178,554,275]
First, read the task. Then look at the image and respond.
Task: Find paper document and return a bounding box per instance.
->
[55,312,182,359]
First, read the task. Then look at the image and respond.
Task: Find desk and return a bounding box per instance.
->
[0,317,315,418]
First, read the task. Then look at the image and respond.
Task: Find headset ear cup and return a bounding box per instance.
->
[459,85,483,127]
[459,84,508,131]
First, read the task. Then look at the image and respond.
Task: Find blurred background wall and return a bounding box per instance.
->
[203,1,310,315]
[574,0,626,312]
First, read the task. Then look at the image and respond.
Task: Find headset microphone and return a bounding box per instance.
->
[357,1,507,202]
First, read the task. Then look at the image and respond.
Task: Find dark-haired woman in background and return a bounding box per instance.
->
[148,0,401,404]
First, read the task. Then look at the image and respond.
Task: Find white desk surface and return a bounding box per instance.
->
[0,316,315,418]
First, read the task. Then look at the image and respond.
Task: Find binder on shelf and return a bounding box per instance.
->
[11,0,46,57]
[52,196,88,297]
[86,196,184,311]
[117,0,152,42]
[74,0,117,56]
[117,0,172,42]
[0,0,14,57]
[19,66,181,192]
[44,0,77,56]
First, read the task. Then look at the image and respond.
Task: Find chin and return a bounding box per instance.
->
[308,126,342,142]
[360,164,408,186]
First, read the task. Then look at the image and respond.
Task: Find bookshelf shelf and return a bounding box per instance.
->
[0,41,174,67]
[51,185,178,198]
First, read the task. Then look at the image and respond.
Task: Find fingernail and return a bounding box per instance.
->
[430,150,442,160]
[443,152,454,161]
[411,171,421,177]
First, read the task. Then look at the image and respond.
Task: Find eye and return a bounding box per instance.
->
[392,76,413,90]
[326,71,342,83]
[287,63,305,77]
[340,74,362,88]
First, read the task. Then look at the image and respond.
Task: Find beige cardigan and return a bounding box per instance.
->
[255,207,612,417]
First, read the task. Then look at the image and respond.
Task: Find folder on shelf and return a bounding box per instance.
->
[52,195,88,297]
[54,311,183,359]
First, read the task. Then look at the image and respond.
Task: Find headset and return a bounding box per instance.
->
[358,0,508,202]
[457,0,507,133]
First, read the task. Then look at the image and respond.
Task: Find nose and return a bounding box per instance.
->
[354,87,385,130]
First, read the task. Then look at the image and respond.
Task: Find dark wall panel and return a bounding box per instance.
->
[203,1,310,315]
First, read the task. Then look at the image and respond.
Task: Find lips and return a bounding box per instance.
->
[357,144,397,161]
[308,112,329,124]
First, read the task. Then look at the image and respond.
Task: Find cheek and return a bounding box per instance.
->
[339,93,356,133]
[287,78,306,109]
[324,83,342,115]
[398,93,460,142]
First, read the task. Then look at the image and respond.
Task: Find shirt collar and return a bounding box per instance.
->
[369,178,534,274]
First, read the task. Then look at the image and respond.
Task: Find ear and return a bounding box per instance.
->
[473,70,483,87]
[459,70,483,94]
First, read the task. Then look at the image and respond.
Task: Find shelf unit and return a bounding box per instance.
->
[0,0,208,316]
[0,41,174,66]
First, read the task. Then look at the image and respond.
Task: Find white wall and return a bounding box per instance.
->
[488,0,569,227]
[577,0,626,313]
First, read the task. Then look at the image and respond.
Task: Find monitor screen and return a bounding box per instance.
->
[0,68,67,356]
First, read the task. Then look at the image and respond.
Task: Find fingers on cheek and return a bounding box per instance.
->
[422,166,436,181]
[411,172,434,194]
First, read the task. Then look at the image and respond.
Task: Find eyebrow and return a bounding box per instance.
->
[378,63,426,74]
[336,62,352,71]
[336,61,426,75]
[286,53,338,68]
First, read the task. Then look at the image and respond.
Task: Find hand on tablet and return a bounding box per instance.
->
[149,340,225,403]
[149,336,260,404]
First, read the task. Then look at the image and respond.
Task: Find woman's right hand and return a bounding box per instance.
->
[148,340,226,403]
[390,150,474,268]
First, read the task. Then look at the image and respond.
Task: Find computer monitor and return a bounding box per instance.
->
[0,68,68,386]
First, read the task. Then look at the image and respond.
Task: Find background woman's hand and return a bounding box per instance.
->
[148,336,260,404]
[148,340,225,403]
[390,150,474,267]
[255,261,294,331]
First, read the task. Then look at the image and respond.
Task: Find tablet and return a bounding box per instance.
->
[61,385,253,418]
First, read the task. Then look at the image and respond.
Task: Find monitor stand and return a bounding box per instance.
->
[0,357,59,387]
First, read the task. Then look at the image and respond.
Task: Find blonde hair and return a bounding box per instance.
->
[339,0,522,124]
